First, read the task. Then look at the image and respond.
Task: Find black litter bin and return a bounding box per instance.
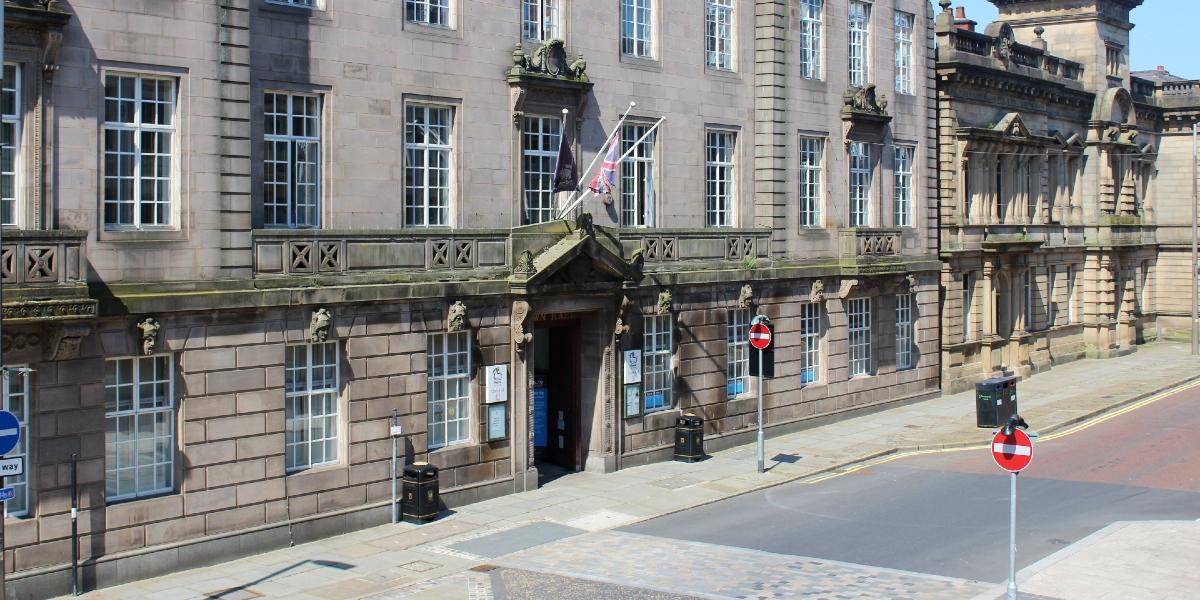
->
[401,462,440,524]
[976,375,1018,428]
[674,414,705,462]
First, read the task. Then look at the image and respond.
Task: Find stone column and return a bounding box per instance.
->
[218,0,254,277]
[754,0,788,255]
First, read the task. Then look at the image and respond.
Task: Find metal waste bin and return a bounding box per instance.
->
[673,414,705,462]
[976,375,1018,428]
[401,462,439,524]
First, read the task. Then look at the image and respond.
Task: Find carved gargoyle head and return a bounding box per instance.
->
[309,308,332,343]
[137,317,161,356]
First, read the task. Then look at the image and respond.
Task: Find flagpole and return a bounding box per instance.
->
[558,115,666,218]
[557,101,636,219]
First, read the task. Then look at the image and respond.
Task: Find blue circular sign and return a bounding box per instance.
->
[0,411,20,457]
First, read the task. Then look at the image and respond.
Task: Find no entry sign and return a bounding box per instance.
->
[749,322,772,350]
[991,428,1034,473]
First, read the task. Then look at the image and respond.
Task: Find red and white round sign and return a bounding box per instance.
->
[749,322,772,350]
[991,428,1034,473]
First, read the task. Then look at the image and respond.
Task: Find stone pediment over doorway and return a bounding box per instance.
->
[510,226,644,293]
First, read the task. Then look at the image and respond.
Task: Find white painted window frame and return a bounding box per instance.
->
[705,129,736,227]
[621,122,656,227]
[105,355,175,502]
[522,115,562,225]
[2,63,21,228]
[727,308,751,397]
[848,1,871,88]
[893,11,914,95]
[284,341,340,472]
[705,0,734,71]
[263,91,321,229]
[895,293,913,370]
[404,104,454,227]
[643,314,673,412]
[894,145,914,227]
[799,0,823,80]
[798,136,824,227]
[800,301,821,384]
[2,366,30,518]
[523,0,560,42]
[848,297,872,377]
[849,141,871,227]
[621,0,655,59]
[102,73,177,230]
[427,331,472,449]
[406,0,451,27]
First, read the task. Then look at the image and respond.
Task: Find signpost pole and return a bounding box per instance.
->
[390,408,399,525]
[1008,470,1017,597]
[1008,471,1018,600]
[757,346,764,474]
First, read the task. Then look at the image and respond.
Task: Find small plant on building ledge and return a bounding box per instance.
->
[741,255,759,271]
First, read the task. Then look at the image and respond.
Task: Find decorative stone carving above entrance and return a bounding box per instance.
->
[509,39,588,83]
[45,322,91,361]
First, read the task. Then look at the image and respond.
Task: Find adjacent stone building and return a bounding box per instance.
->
[1,0,940,595]
[933,0,1200,392]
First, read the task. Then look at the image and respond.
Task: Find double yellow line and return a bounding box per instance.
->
[800,378,1200,486]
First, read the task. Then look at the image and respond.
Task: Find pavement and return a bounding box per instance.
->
[63,342,1200,600]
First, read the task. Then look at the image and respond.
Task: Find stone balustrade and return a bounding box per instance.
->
[0,230,87,286]
[940,28,1082,82]
[252,229,511,276]
[617,229,769,264]
[839,228,901,259]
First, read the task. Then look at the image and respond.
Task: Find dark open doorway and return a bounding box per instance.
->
[533,318,581,482]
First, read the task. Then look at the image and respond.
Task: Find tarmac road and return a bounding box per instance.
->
[623,380,1200,583]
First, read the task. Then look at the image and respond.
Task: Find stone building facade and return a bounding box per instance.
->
[933,0,1199,392]
[1,0,940,595]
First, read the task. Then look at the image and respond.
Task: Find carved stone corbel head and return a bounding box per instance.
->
[656,291,673,316]
[511,300,532,354]
[137,317,161,356]
[309,308,332,343]
[810,279,826,304]
[737,285,754,309]
[838,278,860,299]
[905,274,918,292]
[447,301,468,332]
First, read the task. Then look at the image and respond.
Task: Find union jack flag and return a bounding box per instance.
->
[589,132,621,197]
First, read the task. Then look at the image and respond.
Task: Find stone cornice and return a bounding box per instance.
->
[938,62,1094,110]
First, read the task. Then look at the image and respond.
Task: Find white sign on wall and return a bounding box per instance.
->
[485,364,509,403]
[623,350,642,383]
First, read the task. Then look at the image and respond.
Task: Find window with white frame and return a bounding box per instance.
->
[268,0,316,8]
[799,0,823,80]
[285,342,339,471]
[103,74,176,229]
[428,331,471,448]
[404,104,453,227]
[1067,265,1078,323]
[963,272,974,342]
[894,12,914,95]
[798,136,823,227]
[105,356,174,501]
[727,308,750,397]
[895,293,913,370]
[264,92,320,228]
[849,141,871,227]
[799,302,821,384]
[848,1,871,88]
[1023,269,1034,332]
[706,0,734,71]
[2,64,20,227]
[406,0,449,26]
[706,130,735,227]
[643,314,673,412]
[1048,266,1058,326]
[1139,260,1151,313]
[848,297,872,377]
[522,116,561,225]
[621,0,654,58]
[621,123,656,227]
[894,145,914,227]
[3,367,29,517]
[523,0,560,42]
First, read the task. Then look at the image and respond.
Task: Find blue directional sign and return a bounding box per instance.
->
[0,411,20,457]
[0,487,14,503]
